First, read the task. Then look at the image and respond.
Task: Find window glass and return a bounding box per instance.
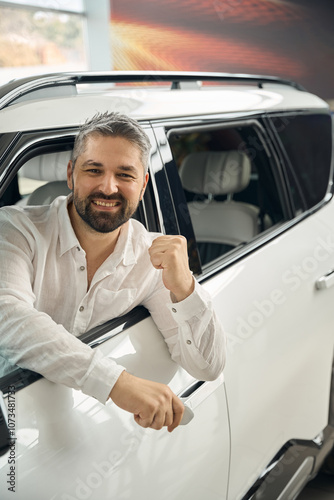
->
[271,114,332,212]
[3,1,84,12]
[0,146,150,226]
[0,4,87,86]
[168,123,285,267]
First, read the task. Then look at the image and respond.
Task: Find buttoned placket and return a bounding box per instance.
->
[72,245,91,335]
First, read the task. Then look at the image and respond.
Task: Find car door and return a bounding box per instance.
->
[0,125,230,500]
[0,311,229,500]
[157,111,334,499]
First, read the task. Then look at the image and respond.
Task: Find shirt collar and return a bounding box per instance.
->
[109,220,136,267]
[57,196,137,266]
[58,195,80,257]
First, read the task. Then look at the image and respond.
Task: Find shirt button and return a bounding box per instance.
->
[79,306,84,312]
[186,340,192,345]
[172,307,177,313]
[80,266,85,271]
[77,247,80,251]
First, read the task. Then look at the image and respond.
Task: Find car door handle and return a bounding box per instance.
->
[179,374,225,425]
[316,270,334,290]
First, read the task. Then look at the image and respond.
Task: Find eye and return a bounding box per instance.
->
[87,169,102,174]
[119,173,134,179]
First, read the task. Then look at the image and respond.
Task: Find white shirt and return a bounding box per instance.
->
[0,196,226,403]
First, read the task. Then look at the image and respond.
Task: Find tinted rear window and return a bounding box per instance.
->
[271,114,332,211]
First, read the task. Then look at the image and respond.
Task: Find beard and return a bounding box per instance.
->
[72,189,140,234]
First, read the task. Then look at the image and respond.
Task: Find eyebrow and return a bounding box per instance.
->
[81,160,104,168]
[81,161,140,174]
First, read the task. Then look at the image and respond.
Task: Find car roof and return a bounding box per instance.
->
[0,71,328,133]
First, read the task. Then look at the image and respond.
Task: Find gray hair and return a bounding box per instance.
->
[71,112,151,173]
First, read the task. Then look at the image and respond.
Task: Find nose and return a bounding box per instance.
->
[99,174,119,195]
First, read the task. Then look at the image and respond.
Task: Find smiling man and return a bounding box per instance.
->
[0,112,226,432]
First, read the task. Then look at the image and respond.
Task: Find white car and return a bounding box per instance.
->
[0,71,333,500]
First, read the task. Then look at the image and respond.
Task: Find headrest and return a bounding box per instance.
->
[27,181,71,206]
[179,150,251,195]
[20,151,71,181]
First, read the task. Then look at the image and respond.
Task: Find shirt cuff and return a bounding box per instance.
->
[167,279,211,322]
[81,349,126,404]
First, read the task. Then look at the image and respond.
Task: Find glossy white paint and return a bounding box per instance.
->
[204,201,334,499]
[0,85,327,133]
[0,316,230,500]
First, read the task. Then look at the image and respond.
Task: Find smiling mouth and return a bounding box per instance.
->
[92,200,120,207]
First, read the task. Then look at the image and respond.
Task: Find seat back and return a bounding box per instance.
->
[20,151,71,205]
[179,150,260,259]
[27,181,71,206]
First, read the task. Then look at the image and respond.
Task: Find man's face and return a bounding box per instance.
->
[67,134,149,234]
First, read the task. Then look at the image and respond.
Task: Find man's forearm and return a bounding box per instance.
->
[0,293,123,403]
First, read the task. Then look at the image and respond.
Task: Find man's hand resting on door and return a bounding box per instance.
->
[109,371,185,432]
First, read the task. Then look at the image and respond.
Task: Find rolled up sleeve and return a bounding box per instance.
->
[0,217,124,403]
[144,278,226,381]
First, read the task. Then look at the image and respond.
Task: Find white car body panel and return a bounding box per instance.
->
[0,87,327,133]
[205,202,334,498]
[0,316,230,500]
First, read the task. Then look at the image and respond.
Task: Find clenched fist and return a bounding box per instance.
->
[149,235,194,302]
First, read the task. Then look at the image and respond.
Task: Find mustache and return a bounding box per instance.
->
[88,192,125,202]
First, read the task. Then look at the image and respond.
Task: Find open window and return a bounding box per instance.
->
[0,133,158,389]
[168,121,286,268]
[0,140,156,229]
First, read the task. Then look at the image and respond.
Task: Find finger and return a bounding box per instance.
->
[150,235,172,247]
[148,244,167,261]
[150,411,166,430]
[168,398,185,433]
[150,403,176,430]
[149,236,184,254]
[150,252,164,267]
[163,404,174,429]
[134,413,154,429]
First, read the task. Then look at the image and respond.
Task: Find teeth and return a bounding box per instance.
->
[94,201,118,207]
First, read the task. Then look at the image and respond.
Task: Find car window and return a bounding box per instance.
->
[0,144,155,390]
[0,147,152,226]
[270,113,333,213]
[168,121,285,268]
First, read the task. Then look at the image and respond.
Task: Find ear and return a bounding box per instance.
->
[140,172,149,201]
[67,161,73,190]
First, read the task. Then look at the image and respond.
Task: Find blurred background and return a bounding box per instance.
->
[0,0,333,106]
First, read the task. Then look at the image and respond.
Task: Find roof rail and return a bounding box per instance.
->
[0,71,306,110]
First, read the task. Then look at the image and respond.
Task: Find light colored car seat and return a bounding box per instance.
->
[27,180,71,206]
[179,150,262,260]
[20,151,72,205]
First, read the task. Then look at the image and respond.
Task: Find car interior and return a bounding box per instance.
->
[0,122,285,271]
[169,123,285,266]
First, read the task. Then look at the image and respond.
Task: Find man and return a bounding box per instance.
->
[0,112,226,432]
